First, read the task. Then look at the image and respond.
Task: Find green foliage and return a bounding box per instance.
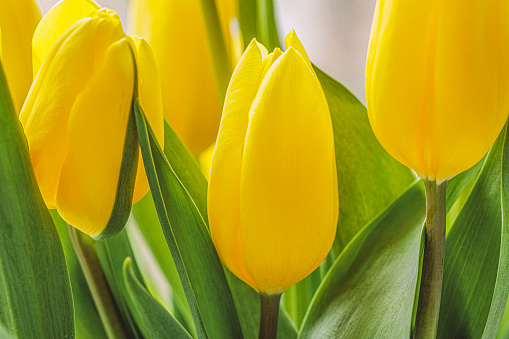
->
[134,101,244,339]
[315,67,416,257]
[123,258,193,339]
[299,181,426,338]
[438,125,509,339]
[0,61,74,338]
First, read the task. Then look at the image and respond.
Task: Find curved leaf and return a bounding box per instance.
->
[123,258,192,339]
[299,181,425,338]
[315,67,416,256]
[134,101,243,339]
[0,61,74,338]
[437,124,509,339]
[51,210,108,339]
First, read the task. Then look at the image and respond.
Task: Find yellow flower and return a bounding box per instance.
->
[208,31,338,294]
[20,0,163,240]
[365,1,509,182]
[129,0,238,157]
[0,0,40,112]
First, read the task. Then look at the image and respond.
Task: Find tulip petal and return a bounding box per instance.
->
[20,16,123,208]
[0,0,40,111]
[208,40,267,290]
[128,36,164,203]
[130,0,220,156]
[284,30,311,67]
[32,0,102,74]
[366,0,509,180]
[56,38,135,237]
[240,47,336,294]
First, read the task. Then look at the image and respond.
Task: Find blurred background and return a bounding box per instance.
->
[37,0,376,103]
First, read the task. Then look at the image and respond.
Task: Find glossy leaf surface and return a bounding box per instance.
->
[0,61,74,338]
[299,181,425,338]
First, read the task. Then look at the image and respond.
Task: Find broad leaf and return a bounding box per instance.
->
[123,258,192,339]
[134,102,243,339]
[315,67,416,256]
[0,61,74,337]
[299,180,425,338]
[437,124,509,339]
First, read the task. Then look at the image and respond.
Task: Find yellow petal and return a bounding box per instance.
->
[284,30,311,67]
[260,47,283,80]
[366,0,509,181]
[0,0,40,111]
[32,0,101,75]
[127,36,164,203]
[20,11,125,208]
[240,48,336,294]
[129,0,221,156]
[208,40,267,290]
[56,38,135,237]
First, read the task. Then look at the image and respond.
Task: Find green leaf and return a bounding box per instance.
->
[95,229,145,338]
[315,67,416,257]
[299,180,425,338]
[437,124,509,339]
[123,258,193,339]
[51,210,108,339]
[128,193,196,337]
[134,101,243,339]
[0,61,74,337]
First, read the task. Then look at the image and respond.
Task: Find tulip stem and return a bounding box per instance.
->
[259,293,282,339]
[414,180,447,339]
[69,226,130,339]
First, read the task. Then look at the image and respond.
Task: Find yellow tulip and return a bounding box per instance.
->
[365,1,509,182]
[20,0,164,239]
[208,31,338,294]
[0,0,40,112]
[129,0,238,157]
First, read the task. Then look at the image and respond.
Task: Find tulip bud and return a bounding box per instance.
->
[208,31,338,294]
[0,0,40,111]
[129,0,238,157]
[365,1,509,181]
[20,0,163,240]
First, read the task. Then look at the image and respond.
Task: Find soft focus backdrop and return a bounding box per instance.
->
[37,0,375,103]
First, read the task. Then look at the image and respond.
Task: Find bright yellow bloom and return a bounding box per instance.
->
[365,0,509,181]
[20,0,163,239]
[0,0,40,111]
[129,0,238,157]
[208,31,338,294]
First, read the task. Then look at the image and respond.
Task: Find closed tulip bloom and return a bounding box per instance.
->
[20,0,163,239]
[129,0,238,157]
[208,31,338,294]
[0,0,40,111]
[366,1,509,181]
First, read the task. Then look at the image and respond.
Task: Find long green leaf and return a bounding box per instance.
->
[51,211,108,339]
[437,124,509,339]
[123,258,192,339]
[0,61,74,337]
[315,67,416,257]
[299,180,425,338]
[134,102,243,339]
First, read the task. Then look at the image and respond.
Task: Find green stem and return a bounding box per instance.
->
[199,0,231,104]
[259,293,281,339]
[414,180,447,339]
[68,226,130,339]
